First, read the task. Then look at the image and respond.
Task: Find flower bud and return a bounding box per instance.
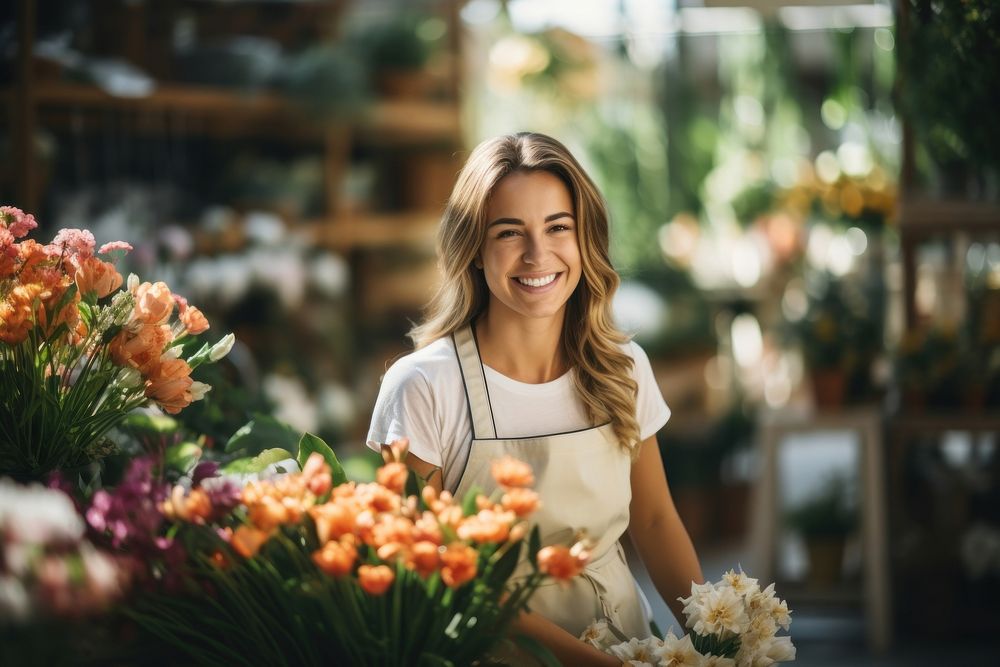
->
[209,333,235,362]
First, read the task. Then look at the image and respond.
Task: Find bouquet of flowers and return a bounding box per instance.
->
[0,206,233,479]
[0,478,130,665]
[582,569,794,667]
[119,438,586,666]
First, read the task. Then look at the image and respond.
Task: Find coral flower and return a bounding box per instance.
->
[490,456,535,489]
[133,281,174,325]
[501,487,541,517]
[180,304,209,335]
[537,545,587,580]
[110,324,171,377]
[160,486,213,524]
[231,525,271,559]
[309,502,356,544]
[144,357,193,414]
[409,540,440,577]
[440,543,478,588]
[74,256,122,298]
[358,564,395,596]
[413,511,443,545]
[457,509,514,543]
[302,452,332,497]
[369,515,415,549]
[0,283,44,344]
[313,538,358,577]
[375,462,408,495]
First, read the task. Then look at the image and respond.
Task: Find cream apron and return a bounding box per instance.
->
[451,325,650,640]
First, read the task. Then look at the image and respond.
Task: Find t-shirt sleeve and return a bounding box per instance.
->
[629,341,671,440]
[366,360,443,468]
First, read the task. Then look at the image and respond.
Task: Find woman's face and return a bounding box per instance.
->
[478,170,582,325]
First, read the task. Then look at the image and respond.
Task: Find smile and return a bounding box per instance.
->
[515,273,558,288]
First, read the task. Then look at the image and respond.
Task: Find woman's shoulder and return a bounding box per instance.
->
[382,335,460,389]
[617,336,651,362]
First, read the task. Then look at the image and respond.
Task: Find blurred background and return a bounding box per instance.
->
[2,0,998,663]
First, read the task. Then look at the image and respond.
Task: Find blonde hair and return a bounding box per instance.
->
[410,133,641,455]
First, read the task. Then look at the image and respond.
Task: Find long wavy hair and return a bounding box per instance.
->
[410,132,640,456]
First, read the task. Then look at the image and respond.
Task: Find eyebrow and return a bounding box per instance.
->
[486,211,574,228]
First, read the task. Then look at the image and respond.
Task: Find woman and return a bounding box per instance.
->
[368,132,702,665]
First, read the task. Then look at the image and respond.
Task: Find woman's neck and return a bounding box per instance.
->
[474,309,569,384]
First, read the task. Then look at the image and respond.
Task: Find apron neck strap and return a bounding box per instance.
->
[452,324,497,440]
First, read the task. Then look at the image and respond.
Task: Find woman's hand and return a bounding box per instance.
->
[509,611,623,666]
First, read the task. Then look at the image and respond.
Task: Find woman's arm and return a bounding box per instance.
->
[627,435,704,626]
[509,612,622,666]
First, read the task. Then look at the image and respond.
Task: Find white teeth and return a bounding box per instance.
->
[515,273,557,288]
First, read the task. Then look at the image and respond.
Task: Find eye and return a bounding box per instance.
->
[496,229,520,239]
[549,223,572,232]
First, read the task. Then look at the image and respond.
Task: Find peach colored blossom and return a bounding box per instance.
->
[110,324,171,376]
[436,505,464,531]
[247,496,292,532]
[508,523,528,543]
[160,486,212,524]
[440,543,478,588]
[34,276,80,338]
[475,494,492,512]
[308,502,356,544]
[0,283,44,344]
[231,526,271,559]
[355,483,401,514]
[369,515,415,549]
[376,541,408,563]
[413,511,443,545]
[133,281,174,325]
[302,452,332,497]
[74,256,122,298]
[313,538,358,577]
[358,564,395,596]
[501,488,541,517]
[180,304,209,335]
[537,545,587,580]
[145,357,193,414]
[456,508,515,543]
[421,485,438,507]
[490,456,535,489]
[410,540,440,577]
[376,462,408,495]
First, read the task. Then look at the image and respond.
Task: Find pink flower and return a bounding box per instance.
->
[0,206,38,238]
[98,240,133,255]
[49,228,96,258]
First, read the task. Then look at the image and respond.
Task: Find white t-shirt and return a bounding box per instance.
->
[366,336,671,493]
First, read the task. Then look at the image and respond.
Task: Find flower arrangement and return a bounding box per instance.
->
[582,569,794,667]
[0,206,233,479]
[119,437,585,666]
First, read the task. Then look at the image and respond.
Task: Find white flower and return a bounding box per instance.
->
[654,631,702,667]
[691,587,749,636]
[0,575,31,622]
[608,637,660,666]
[764,636,795,663]
[0,480,84,545]
[580,618,614,650]
[127,272,139,291]
[190,381,211,401]
[700,655,736,667]
[209,333,235,362]
[115,366,143,389]
[721,569,759,598]
[679,581,716,627]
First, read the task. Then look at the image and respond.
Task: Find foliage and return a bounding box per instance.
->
[786,474,856,539]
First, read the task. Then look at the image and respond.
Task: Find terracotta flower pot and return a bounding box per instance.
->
[810,369,847,409]
[805,537,846,588]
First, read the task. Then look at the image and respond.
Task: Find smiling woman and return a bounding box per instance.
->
[366,132,703,665]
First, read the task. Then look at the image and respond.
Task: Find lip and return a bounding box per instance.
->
[510,272,562,294]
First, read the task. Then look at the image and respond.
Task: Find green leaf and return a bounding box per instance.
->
[124,412,179,435]
[404,465,420,500]
[225,414,300,456]
[461,485,483,517]
[528,525,541,570]
[222,448,294,474]
[296,432,347,487]
[511,634,562,667]
[165,442,203,474]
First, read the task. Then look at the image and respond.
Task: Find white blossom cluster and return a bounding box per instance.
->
[581,569,795,667]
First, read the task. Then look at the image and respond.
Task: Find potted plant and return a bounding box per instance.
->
[786,474,857,588]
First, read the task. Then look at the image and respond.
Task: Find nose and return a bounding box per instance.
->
[521,229,548,265]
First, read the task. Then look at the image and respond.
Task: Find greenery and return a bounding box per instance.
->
[786,474,856,539]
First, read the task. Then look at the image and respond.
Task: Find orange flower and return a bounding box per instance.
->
[355,483,401,514]
[376,462,408,495]
[358,564,395,596]
[145,357,193,414]
[501,488,541,517]
[0,283,44,344]
[369,515,415,549]
[74,256,122,298]
[490,456,535,489]
[231,526,272,559]
[179,304,209,335]
[413,511,443,546]
[110,324,171,376]
[133,281,174,325]
[160,486,213,524]
[34,275,80,338]
[308,502,356,544]
[376,541,408,563]
[537,545,587,580]
[457,509,514,543]
[410,540,440,577]
[302,452,332,497]
[440,543,478,588]
[313,538,358,577]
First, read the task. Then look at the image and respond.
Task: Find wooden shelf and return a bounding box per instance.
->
[6,81,461,143]
[306,211,440,250]
[898,198,1000,235]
